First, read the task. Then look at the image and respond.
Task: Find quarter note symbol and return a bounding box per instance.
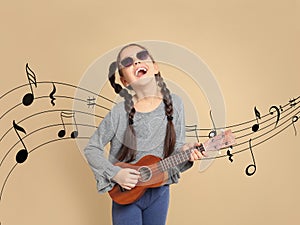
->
[208,110,217,138]
[58,111,79,138]
[22,63,37,106]
[12,120,29,163]
[245,139,257,176]
[252,107,261,132]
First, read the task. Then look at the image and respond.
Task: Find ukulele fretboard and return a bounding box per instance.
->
[158,144,205,171]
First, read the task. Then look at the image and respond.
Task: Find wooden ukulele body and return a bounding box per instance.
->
[109,130,235,205]
[108,155,168,205]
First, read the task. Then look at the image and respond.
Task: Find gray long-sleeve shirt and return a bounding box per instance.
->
[84,94,193,193]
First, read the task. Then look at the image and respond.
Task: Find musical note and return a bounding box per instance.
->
[269,105,280,128]
[289,98,297,107]
[49,82,56,106]
[251,106,261,132]
[185,124,200,142]
[292,115,298,136]
[87,96,96,108]
[208,110,217,138]
[22,63,37,106]
[58,111,79,138]
[12,120,29,163]
[245,139,257,176]
[226,146,233,162]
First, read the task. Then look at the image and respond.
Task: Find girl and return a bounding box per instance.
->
[84,43,204,225]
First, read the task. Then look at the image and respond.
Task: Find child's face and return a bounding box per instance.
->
[118,45,158,87]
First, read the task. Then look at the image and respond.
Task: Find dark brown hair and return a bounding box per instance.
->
[108,44,176,162]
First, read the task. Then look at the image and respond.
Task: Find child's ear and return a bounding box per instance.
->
[120,76,128,87]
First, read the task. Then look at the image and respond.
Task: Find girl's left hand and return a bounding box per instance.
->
[189,148,206,161]
[184,143,207,162]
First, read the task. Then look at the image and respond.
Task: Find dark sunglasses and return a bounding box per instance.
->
[120,50,150,68]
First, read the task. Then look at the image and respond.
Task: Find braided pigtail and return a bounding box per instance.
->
[155,72,176,158]
[108,62,137,162]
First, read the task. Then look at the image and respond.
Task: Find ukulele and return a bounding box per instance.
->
[109,129,235,205]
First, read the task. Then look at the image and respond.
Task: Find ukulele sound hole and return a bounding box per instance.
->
[138,166,152,182]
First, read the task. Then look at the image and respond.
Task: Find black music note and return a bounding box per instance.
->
[269,105,280,128]
[58,111,79,138]
[251,107,261,132]
[22,63,37,106]
[226,146,233,162]
[245,139,257,176]
[208,110,217,138]
[49,82,56,106]
[12,120,29,163]
[87,96,96,108]
[185,124,200,142]
[292,115,298,136]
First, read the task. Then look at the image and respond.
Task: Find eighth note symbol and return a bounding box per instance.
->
[58,111,79,138]
[185,124,200,143]
[12,120,29,164]
[22,63,37,106]
[252,106,261,132]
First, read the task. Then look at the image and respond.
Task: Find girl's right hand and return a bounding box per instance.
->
[112,168,140,190]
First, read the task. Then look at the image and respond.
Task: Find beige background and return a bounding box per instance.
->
[0,0,299,225]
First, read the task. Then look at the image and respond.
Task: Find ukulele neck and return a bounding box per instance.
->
[158,144,205,171]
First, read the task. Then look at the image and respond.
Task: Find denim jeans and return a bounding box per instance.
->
[112,185,170,225]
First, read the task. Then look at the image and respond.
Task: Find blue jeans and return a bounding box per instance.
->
[112,185,170,225]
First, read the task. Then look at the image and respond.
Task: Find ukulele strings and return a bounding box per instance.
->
[137,135,229,185]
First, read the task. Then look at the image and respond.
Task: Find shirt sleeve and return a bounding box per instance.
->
[168,95,194,183]
[84,110,122,193]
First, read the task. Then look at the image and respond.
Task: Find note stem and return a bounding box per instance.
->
[245,139,257,176]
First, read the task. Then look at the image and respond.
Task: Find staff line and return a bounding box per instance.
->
[185,105,299,140]
[0,94,110,121]
[205,110,299,160]
[0,123,97,168]
[0,108,104,144]
[0,136,90,202]
[0,81,116,104]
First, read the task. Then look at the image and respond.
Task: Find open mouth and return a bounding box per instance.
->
[135,67,147,77]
